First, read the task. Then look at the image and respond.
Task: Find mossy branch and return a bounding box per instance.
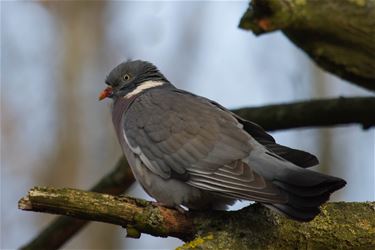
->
[19,187,375,249]
[239,0,375,91]
[179,202,375,250]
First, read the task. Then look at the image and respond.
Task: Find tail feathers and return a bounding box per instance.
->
[273,177,346,197]
[249,149,346,221]
[277,167,346,187]
[271,173,346,221]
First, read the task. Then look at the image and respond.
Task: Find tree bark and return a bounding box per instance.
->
[239,0,375,91]
[19,187,375,249]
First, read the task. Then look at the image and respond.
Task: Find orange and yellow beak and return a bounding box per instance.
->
[98,86,113,101]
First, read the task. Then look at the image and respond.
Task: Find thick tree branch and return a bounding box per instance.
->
[233,96,375,131]
[20,157,135,250]
[19,187,375,249]
[239,0,375,91]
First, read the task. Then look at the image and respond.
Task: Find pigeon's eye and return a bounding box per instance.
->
[122,74,131,81]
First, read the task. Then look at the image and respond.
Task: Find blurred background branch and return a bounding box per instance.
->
[239,0,375,91]
[19,187,375,249]
[234,97,375,131]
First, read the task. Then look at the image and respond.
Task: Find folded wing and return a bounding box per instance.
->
[123,89,287,204]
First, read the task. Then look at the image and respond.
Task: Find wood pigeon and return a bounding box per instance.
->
[99,60,346,221]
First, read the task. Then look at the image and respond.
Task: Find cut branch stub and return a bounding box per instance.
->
[19,186,195,241]
[239,0,375,91]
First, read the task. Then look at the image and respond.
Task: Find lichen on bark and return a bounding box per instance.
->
[180,203,375,249]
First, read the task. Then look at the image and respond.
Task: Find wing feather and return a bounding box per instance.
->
[123,89,287,204]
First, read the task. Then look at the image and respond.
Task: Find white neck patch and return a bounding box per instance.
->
[125,80,165,99]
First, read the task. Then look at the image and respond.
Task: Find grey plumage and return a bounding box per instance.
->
[100,60,346,221]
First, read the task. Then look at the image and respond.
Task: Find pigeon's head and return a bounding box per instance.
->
[99,60,169,100]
